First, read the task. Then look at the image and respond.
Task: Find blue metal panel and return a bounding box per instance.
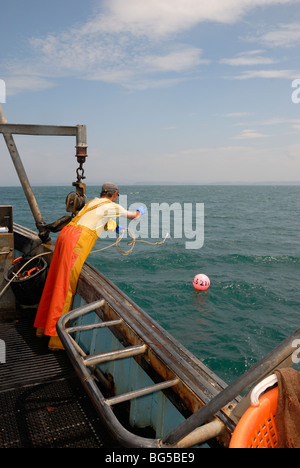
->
[129,364,156,429]
[72,301,186,438]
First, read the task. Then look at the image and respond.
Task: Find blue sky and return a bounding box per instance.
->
[1,0,300,185]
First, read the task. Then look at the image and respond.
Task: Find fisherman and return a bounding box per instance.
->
[34,182,146,350]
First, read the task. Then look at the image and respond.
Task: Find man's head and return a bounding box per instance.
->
[100,182,120,201]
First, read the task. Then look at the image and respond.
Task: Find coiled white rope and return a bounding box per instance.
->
[0,252,52,299]
[91,229,169,256]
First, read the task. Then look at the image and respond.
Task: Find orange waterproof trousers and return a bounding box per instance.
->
[34,223,98,348]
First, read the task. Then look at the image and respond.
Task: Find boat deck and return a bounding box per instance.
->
[0,317,119,448]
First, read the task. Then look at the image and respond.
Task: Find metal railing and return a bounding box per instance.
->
[57,298,226,448]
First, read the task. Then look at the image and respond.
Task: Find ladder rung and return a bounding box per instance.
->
[105,378,179,406]
[67,319,123,334]
[68,299,105,321]
[83,344,147,367]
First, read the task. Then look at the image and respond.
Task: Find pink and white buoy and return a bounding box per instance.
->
[193,273,210,291]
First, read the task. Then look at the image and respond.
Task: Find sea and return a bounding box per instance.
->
[1,184,299,385]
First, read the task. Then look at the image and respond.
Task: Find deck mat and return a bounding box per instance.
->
[0,318,74,391]
[0,319,118,448]
[0,377,119,448]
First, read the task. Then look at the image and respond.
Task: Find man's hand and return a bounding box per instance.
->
[136,206,146,216]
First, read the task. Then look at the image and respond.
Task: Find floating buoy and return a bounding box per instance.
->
[193,273,210,291]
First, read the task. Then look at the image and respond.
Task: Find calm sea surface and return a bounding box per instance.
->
[1,185,299,384]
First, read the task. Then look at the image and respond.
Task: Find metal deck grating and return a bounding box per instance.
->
[0,377,118,448]
[0,319,119,448]
[0,319,74,391]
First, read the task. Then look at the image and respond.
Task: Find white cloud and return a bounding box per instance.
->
[230,117,300,139]
[5,75,56,96]
[3,0,300,93]
[231,69,296,79]
[142,48,209,73]
[259,118,300,133]
[5,13,209,90]
[99,0,300,37]
[258,22,300,48]
[220,50,277,66]
[259,117,300,126]
[233,129,270,139]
